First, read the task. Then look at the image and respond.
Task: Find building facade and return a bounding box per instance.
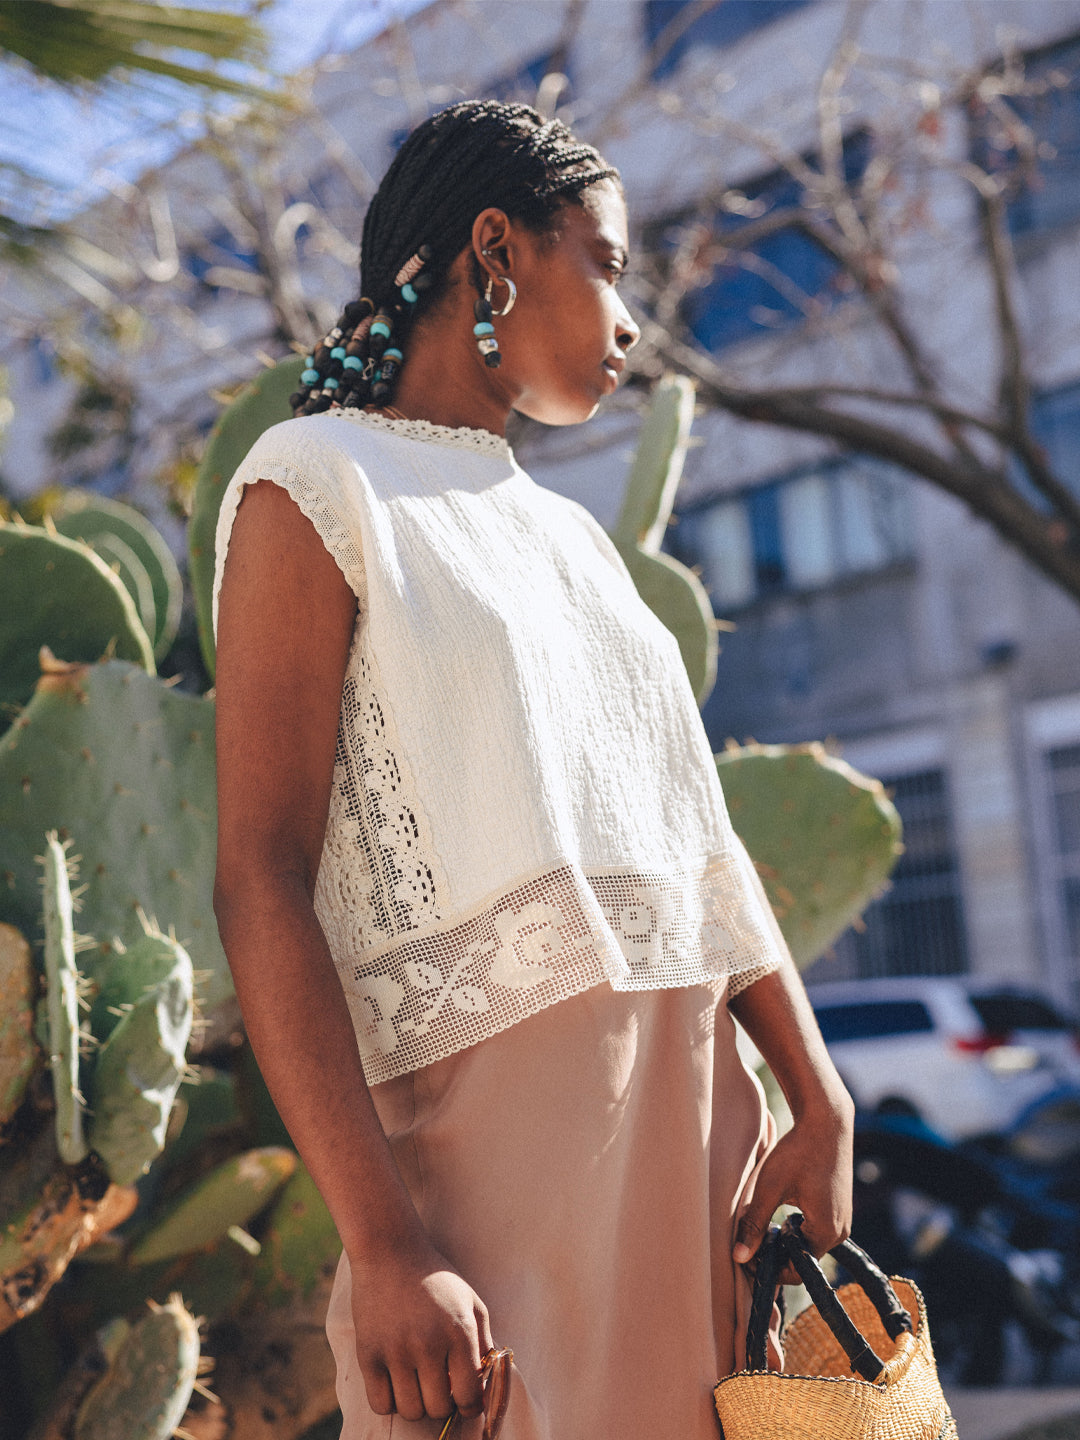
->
[3,0,1080,1001]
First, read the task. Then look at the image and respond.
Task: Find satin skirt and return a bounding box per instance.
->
[325,980,778,1439]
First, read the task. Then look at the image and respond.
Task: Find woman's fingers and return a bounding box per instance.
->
[417,1350,455,1423]
[387,1365,426,1423]
[448,1332,486,1419]
[360,1358,394,1417]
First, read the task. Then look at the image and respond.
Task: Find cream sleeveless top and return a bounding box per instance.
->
[212,409,784,1084]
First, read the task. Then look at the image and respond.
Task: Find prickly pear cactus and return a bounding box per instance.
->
[72,1294,201,1440]
[0,521,155,714]
[50,491,184,662]
[130,1146,297,1265]
[0,1126,137,1332]
[190,355,305,678]
[0,923,37,1132]
[84,923,196,1046]
[39,832,89,1165]
[715,741,903,967]
[0,658,228,1007]
[609,374,718,705]
[88,925,193,1186]
[251,1161,340,1308]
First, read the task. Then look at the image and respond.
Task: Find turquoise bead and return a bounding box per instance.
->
[304,355,314,366]
[370,321,392,338]
[343,356,362,371]
[473,322,495,336]
[324,376,339,390]
[330,346,346,360]
[401,282,417,302]
[301,368,320,384]
[383,348,404,361]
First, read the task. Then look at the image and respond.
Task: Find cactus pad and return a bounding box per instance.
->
[609,375,718,705]
[190,354,305,678]
[0,1127,137,1331]
[251,1161,340,1308]
[0,658,228,1007]
[50,490,184,662]
[39,832,88,1165]
[84,923,197,1046]
[715,742,903,967]
[130,1146,297,1265]
[0,521,154,714]
[88,931,194,1185]
[73,1294,200,1440]
[0,923,37,1132]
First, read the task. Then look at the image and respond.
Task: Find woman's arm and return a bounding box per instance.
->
[727,958,854,1268]
[213,479,490,1426]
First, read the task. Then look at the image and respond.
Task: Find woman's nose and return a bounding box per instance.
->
[616,304,641,353]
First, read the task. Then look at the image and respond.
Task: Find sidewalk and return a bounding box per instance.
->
[945,1386,1080,1439]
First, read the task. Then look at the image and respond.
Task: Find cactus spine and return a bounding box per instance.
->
[72,1294,201,1440]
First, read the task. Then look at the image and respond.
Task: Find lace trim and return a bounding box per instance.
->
[324,852,784,1086]
[327,406,513,459]
[211,458,367,637]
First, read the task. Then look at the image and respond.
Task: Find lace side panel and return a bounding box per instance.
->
[314,643,449,962]
[328,850,784,1086]
[211,457,367,639]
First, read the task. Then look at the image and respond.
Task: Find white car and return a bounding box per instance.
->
[805,976,1069,1140]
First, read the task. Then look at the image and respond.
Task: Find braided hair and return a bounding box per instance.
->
[291,100,622,417]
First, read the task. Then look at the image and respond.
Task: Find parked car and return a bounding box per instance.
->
[805,977,1067,1140]
[964,983,1080,1087]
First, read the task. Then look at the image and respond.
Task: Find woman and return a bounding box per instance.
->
[212,100,853,1438]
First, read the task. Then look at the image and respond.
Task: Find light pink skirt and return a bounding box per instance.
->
[325,980,778,1439]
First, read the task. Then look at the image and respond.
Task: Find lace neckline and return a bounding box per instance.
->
[328,406,513,459]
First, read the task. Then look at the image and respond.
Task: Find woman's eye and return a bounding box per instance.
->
[606,263,624,282]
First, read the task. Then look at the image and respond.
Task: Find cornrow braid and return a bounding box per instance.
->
[290,100,621,418]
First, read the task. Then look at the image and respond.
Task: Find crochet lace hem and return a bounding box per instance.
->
[327,405,513,459]
[322,851,784,1085]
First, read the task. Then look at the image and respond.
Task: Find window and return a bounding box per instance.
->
[831,770,969,979]
[665,457,912,610]
[1032,380,1080,498]
[972,33,1080,239]
[1046,743,1080,969]
[644,0,813,80]
[813,1000,934,1045]
[659,131,869,351]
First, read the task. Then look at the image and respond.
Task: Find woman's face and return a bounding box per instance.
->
[478,180,641,426]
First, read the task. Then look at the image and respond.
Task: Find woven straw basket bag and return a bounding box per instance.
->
[714,1216,958,1440]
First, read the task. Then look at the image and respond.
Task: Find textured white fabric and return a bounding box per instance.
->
[212,409,784,1084]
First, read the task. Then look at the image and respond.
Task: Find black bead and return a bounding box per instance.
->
[310,395,333,412]
[418,243,433,261]
[474,296,493,324]
[289,392,305,409]
[411,271,434,291]
[371,381,391,402]
[484,351,502,368]
[343,298,374,326]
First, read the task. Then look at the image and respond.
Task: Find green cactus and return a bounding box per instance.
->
[0,923,38,1132]
[38,832,88,1166]
[609,374,718,705]
[72,1294,201,1440]
[88,925,193,1186]
[0,658,228,1008]
[715,741,903,968]
[0,1124,137,1332]
[50,491,184,663]
[190,355,305,678]
[84,924,196,1046]
[0,521,155,715]
[251,1161,340,1308]
[130,1146,297,1265]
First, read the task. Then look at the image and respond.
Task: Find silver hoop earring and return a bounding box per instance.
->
[484,273,517,317]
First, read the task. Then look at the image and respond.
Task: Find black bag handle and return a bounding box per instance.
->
[745,1214,913,1381]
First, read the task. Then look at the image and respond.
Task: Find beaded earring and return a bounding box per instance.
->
[474,249,517,369]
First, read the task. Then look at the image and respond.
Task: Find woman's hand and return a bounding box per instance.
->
[349,1231,494,1425]
[733,1089,854,1283]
